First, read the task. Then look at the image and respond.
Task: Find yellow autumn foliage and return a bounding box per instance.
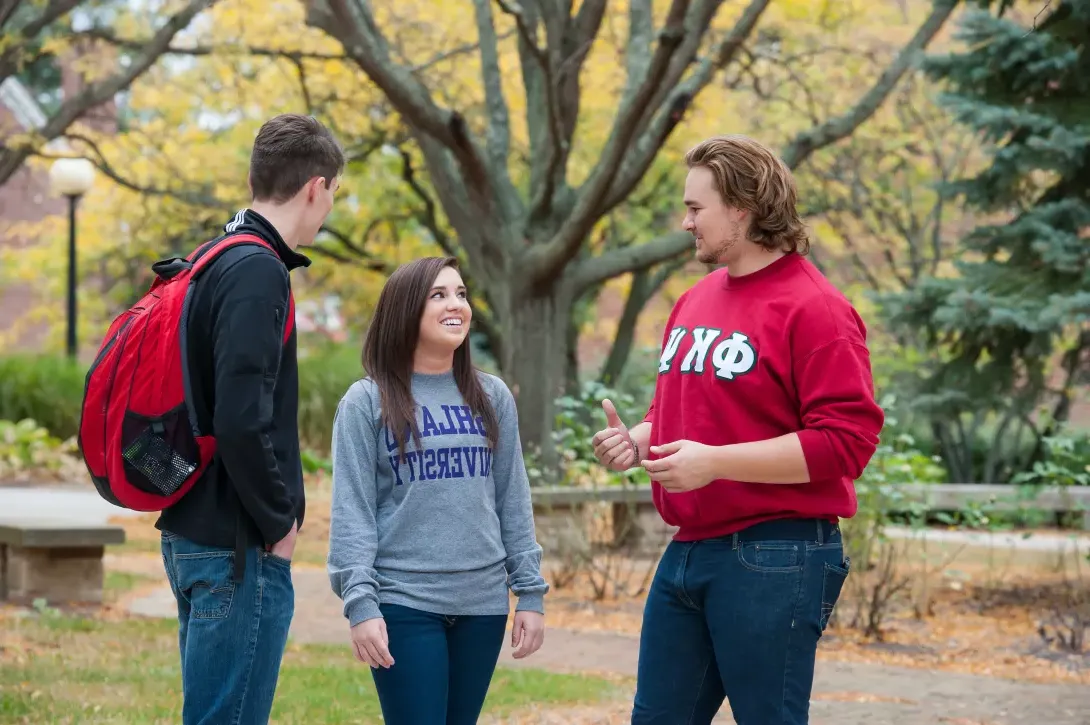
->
[2,0,972,364]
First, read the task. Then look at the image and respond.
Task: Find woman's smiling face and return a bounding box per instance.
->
[417,265,472,354]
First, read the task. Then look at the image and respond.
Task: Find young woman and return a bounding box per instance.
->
[328,256,548,724]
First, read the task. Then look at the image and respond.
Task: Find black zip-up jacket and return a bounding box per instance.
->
[156,209,309,552]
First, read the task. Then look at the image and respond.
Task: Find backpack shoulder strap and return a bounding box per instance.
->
[189,233,295,345]
[284,289,296,346]
[189,233,274,278]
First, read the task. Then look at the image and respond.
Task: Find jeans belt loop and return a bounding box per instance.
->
[731,532,740,549]
[816,519,825,546]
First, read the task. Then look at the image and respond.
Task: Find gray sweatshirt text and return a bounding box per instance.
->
[328,370,549,626]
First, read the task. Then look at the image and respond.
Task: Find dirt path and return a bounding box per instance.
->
[115,557,1089,724]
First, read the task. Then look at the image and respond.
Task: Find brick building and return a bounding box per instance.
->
[1,48,118,354]
[0,77,64,352]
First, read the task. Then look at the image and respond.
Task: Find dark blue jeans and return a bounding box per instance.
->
[631,518,850,725]
[161,532,295,725]
[370,602,508,725]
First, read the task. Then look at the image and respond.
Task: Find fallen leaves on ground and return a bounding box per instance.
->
[537,562,1090,686]
[812,691,915,704]
[481,702,736,724]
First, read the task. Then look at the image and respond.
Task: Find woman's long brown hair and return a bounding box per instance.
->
[361,256,499,457]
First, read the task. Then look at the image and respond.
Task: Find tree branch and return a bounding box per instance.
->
[622,0,653,101]
[0,0,216,186]
[473,0,511,170]
[412,31,516,73]
[470,0,521,220]
[304,0,494,209]
[525,0,691,285]
[289,54,314,113]
[638,0,725,131]
[86,24,507,72]
[0,0,85,84]
[75,28,347,60]
[37,141,223,209]
[572,231,692,294]
[560,0,606,146]
[602,0,770,212]
[599,255,688,384]
[304,0,458,144]
[0,0,22,33]
[496,0,567,222]
[396,143,504,342]
[310,241,391,272]
[319,221,399,273]
[780,0,958,169]
[398,145,454,257]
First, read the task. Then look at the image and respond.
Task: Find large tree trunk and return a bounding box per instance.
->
[500,286,575,465]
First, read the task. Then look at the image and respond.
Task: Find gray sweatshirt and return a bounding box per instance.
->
[327,369,549,626]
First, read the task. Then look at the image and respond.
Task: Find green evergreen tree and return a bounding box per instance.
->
[880,0,1090,482]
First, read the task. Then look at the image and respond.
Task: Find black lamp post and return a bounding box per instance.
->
[48,158,95,359]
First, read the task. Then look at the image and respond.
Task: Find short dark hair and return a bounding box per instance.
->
[249,114,345,203]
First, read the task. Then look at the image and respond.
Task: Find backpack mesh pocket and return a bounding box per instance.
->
[121,408,199,497]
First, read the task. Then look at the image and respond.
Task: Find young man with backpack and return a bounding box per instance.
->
[81,113,344,723]
[590,135,885,725]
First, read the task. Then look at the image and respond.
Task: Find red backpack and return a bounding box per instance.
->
[79,233,295,511]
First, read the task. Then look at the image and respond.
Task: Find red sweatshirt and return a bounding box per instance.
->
[643,253,884,540]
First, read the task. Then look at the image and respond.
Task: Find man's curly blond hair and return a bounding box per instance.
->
[685,135,810,255]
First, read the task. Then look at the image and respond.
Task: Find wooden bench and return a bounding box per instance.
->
[0,518,126,606]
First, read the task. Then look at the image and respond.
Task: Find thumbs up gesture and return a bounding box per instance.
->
[591,399,637,472]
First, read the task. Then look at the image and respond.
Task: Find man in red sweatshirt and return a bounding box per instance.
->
[591,135,884,725]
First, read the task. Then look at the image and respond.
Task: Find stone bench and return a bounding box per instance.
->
[0,518,126,606]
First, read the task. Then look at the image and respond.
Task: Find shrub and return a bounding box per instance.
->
[0,418,84,481]
[524,379,653,488]
[1011,429,1090,489]
[0,342,363,460]
[0,355,86,440]
[297,342,366,454]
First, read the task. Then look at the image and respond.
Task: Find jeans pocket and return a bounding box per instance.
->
[261,551,295,605]
[736,541,803,573]
[263,551,292,569]
[819,556,851,631]
[174,551,236,620]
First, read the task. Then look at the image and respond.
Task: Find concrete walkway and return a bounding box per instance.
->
[0,485,144,525]
[124,566,1090,725]
[884,524,1090,556]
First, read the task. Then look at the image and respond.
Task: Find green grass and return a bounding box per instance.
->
[0,613,619,724]
[103,570,156,594]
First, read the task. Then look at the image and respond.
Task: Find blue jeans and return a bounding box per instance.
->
[631,518,850,725]
[370,602,508,725]
[161,532,295,725]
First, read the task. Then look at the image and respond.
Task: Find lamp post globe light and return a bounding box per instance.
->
[48,158,95,359]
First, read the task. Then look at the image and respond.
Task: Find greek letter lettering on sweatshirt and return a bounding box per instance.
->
[328,369,549,626]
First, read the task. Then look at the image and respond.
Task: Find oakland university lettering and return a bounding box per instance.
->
[383,404,493,485]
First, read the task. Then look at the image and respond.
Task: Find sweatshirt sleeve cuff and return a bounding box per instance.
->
[515,592,545,614]
[261,515,296,551]
[345,595,382,627]
[796,428,840,481]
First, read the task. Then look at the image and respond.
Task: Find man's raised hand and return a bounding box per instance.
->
[591,399,636,472]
